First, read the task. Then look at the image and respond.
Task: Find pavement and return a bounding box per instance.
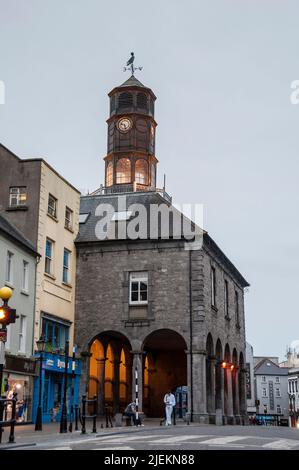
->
[1,418,299,450]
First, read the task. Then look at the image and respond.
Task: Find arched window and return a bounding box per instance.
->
[137,92,147,109]
[106,162,113,186]
[116,158,131,184]
[118,92,133,109]
[135,159,148,185]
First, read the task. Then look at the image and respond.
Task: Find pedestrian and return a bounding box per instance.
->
[124,401,143,426]
[163,389,176,425]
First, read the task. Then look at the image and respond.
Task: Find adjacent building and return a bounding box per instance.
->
[0,144,81,422]
[0,213,39,422]
[245,342,255,415]
[254,357,289,423]
[74,74,249,424]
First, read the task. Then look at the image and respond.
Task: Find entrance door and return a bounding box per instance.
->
[51,374,63,422]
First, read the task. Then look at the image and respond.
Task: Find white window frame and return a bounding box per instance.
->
[22,260,29,292]
[65,207,73,230]
[261,376,266,383]
[18,315,26,353]
[129,272,148,305]
[48,194,57,218]
[5,325,11,350]
[63,248,71,284]
[275,388,281,398]
[6,251,14,284]
[9,186,27,207]
[45,238,54,275]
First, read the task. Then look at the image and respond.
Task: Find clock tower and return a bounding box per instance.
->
[104,74,158,193]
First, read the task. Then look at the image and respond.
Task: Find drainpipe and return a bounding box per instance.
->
[189,249,193,422]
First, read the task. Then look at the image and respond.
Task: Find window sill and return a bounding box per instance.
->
[6,205,28,212]
[64,225,74,233]
[129,303,148,307]
[5,282,14,290]
[47,213,58,223]
[62,281,72,288]
[211,305,218,313]
[44,272,56,281]
[21,289,29,296]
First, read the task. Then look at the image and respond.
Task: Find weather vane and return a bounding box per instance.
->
[123,52,143,76]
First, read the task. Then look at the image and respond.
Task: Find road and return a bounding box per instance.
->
[12,424,299,451]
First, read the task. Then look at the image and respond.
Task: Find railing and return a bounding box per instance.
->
[0,395,17,444]
[89,185,172,204]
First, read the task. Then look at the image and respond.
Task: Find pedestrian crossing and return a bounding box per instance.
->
[47,433,299,450]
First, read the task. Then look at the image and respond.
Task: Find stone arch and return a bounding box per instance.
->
[142,329,187,417]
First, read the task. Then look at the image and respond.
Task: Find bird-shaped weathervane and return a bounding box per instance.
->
[123,52,143,76]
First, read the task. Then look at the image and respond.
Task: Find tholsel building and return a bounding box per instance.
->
[0,145,81,423]
[75,68,249,424]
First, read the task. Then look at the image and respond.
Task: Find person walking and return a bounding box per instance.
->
[163,390,176,425]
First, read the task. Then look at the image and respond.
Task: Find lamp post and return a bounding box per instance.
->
[35,335,45,431]
[60,339,69,433]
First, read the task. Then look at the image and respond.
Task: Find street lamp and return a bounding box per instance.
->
[60,339,69,433]
[35,335,45,431]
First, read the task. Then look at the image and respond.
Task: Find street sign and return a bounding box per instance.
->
[0,329,7,342]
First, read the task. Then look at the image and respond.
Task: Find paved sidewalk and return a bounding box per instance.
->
[0,417,191,450]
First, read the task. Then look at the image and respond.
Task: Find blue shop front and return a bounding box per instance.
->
[32,352,81,423]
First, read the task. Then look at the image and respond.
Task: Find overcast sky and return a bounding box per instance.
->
[1,0,298,361]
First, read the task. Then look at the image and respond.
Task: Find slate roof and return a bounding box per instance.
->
[255,358,289,376]
[119,75,145,88]
[0,214,39,257]
[76,191,249,288]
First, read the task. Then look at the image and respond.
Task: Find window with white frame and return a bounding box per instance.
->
[22,260,29,292]
[48,194,57,218]
[261,376,266,383]
[5,251,14,284]
[262,388,267,397]
[9,186,27,207]
[18,315,26,353]
[129,272,148,305]
[275,388,281,397]
[45,238,54,275]
[5,325,11,350]
[275,376,280,384]
[65,207,73,230]
[211,267,216,307]
[277,405,282,414]
[63,248,71,284]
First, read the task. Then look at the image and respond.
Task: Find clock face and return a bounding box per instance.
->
[117,117,132,132]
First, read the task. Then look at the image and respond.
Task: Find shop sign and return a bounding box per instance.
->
[5,355,37,374]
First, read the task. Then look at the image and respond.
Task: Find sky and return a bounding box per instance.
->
[0,0,298,361]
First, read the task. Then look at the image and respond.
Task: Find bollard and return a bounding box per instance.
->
[92,394,97,433]
[105,405,109,428]
[75,404,79,431]
[81,395,86,434]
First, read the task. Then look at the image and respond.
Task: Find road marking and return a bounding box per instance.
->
[149,435,211,444]
[93,446,134,450]
[198,435,248,445]
[98,434,170,444]
[262,439,299,450]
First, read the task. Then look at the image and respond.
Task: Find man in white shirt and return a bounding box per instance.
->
[163,390,176,425]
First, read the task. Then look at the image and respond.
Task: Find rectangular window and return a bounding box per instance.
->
[261,376,266,383]
[18,315,26,353]
[235,290,240,325]
[5,325,11,350]
[22,260,29,291]
[5,251,14,284]
[65,207,73,231]
[45,239,54,275]
[63,248,71,284]
[224,280,229,317]
[262,388,267,397]
[47,194,57,218]
[42,318,70,353]
[275,376,280,384]
[275,388,281,397]
[9,186,27,207]
[211,267,216,307]
[277,405,282,414]
[129,272,148,305]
